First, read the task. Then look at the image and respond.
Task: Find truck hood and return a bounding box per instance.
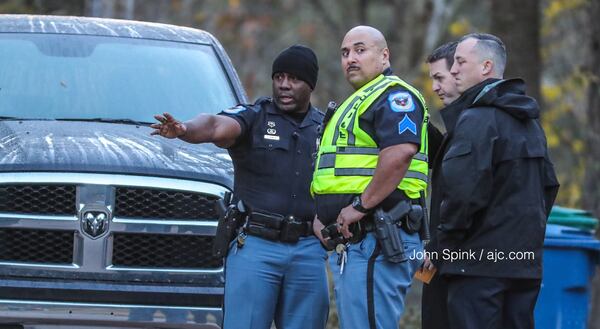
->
[0,120,233,188]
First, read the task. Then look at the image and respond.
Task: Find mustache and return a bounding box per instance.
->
[275,92,296,101]
[346,65,360,72]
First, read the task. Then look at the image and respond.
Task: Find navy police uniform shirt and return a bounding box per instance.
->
[315,68,425,225]
[218,97,323,222]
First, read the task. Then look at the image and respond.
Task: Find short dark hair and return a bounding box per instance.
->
[426,41,457,70]
[459,33,507,75]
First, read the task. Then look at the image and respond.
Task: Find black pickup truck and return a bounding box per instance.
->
[0,15,246,329]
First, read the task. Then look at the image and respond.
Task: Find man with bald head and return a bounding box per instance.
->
[311,25,429,329]
[428,33,559,329]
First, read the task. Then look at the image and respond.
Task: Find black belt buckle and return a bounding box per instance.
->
[280,215,303,243]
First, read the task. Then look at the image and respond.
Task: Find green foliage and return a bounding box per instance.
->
[541,0,589,208]
[544,0,586,25]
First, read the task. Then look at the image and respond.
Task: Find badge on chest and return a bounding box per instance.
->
[264,120,280,140]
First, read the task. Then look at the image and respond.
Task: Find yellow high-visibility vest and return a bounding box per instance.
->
[311,74,429,199]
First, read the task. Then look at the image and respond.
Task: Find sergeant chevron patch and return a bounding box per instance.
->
[398,115,417,135]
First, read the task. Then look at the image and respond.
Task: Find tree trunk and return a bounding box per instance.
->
[358,0,368,24]
[585,0,600,327]
[178,0,194,26]
[122,0,135,20]
[85,0,116,18]
[490,0,541,103]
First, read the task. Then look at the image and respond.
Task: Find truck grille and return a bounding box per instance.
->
[0,175,226,283]
[112,233,222,269]
[115,187,218,220]
[0,185,76,215]
[0,228,74,264]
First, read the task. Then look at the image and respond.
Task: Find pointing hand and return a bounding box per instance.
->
[150,112,187,139]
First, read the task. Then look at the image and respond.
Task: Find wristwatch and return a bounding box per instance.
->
[351,195,371,214]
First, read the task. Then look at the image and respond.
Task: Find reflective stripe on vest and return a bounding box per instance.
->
[318,149,428,170]
[311,74,429,199]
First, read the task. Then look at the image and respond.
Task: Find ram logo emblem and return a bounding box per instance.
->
[80,209,110,239]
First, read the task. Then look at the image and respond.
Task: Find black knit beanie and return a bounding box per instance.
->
[271,44,319,89]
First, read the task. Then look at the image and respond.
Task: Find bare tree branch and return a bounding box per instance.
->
[409,0,432,70]
[424,0,446,53]
[308,0,343,37]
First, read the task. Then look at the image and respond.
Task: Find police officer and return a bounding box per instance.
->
[311,26,428,329]
[151,45,328,329]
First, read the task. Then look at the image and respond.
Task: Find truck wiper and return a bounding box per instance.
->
[55,118,153,126]
[0,116,52,121]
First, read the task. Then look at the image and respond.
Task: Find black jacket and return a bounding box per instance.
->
[428,78,559,279]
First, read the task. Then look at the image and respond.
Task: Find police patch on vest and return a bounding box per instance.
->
[388,91,415,112]
[223,105,246,114]
[398,114,417,135]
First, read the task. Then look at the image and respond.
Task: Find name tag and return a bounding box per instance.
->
[264,135,280,141]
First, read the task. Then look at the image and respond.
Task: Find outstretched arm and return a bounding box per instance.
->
[151,112,242,148]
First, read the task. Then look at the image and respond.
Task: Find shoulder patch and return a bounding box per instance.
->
[223,105,247,114]
[388,91,415,113]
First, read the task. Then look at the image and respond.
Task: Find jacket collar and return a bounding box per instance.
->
[440,78,499,134]
[301,104,323,128]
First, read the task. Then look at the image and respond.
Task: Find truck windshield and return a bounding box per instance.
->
[0,33,238,122]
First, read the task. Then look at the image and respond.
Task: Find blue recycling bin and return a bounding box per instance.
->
[534,221,600,329]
